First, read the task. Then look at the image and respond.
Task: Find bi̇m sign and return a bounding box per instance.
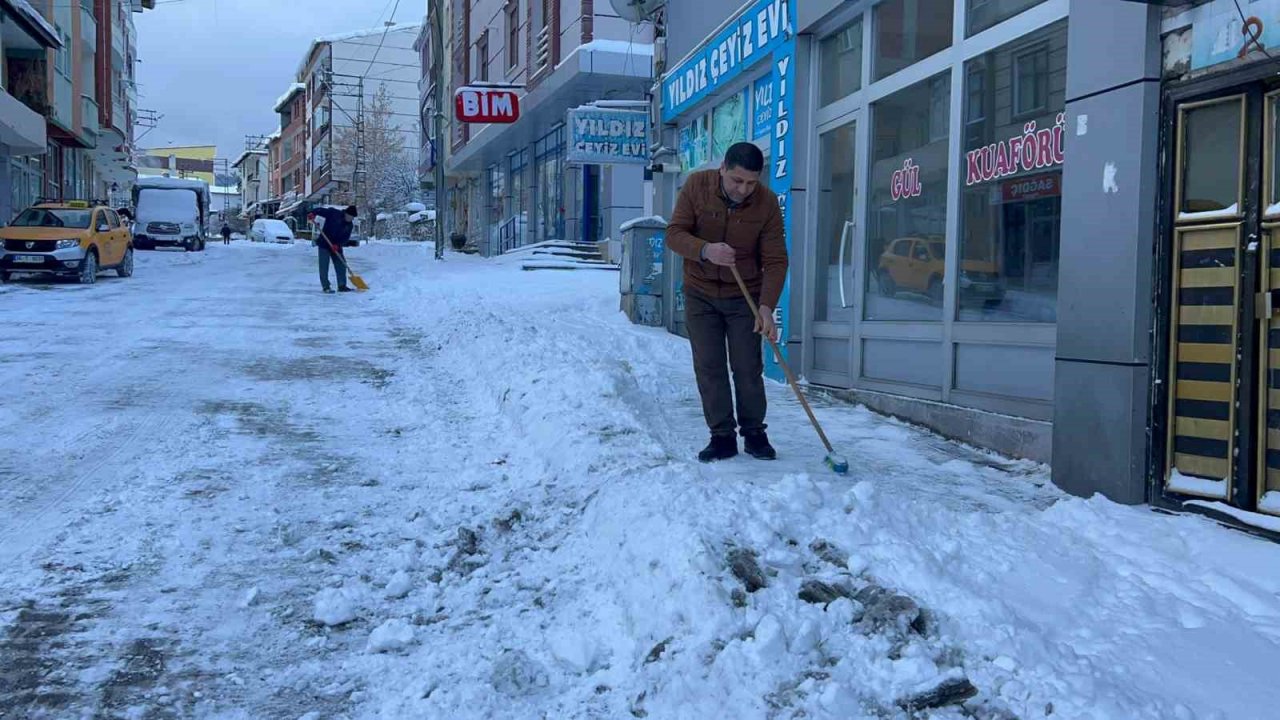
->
[455,87,521,124]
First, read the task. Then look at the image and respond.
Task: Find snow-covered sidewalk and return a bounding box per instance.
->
[0,242,1276,719]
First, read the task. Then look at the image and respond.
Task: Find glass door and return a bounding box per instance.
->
[807,114,860,386]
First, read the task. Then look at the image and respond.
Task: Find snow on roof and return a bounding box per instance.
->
[404,202,427,213]
[408,210,436,223]
[136,175,210,192]
[266,129,282,141]
[211,185,239,195]
[578,40,655,56]
[2,0,61,48]
[619,215,667,232]
[274,83,306,113]
[296,24,415,76]
[232,149,268,168]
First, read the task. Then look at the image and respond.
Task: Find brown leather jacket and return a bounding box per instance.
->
[666,169,788,309]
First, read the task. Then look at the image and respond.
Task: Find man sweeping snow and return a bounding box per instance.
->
[666,143,789,463]
[308,205,359,293]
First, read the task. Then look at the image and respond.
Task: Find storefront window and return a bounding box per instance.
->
[534,125,565,242]
[680,114,710,172]
[510,149,528,240]
[866,72,951,321]
[873,0,953,81]
[967,0,1050,37]
[1181,100,1241,216]
[1269,95,1280,215]
[488,163,505,226]
[821,17,863,106]
[711,91,748,162]
[958,21,1066,323]
[815,122,858,322]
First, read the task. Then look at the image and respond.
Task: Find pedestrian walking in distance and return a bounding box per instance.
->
[308,205,359,293]
[220,223,232,245]
[666,142,789,463]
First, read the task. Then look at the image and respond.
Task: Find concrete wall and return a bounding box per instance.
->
[1052,0,1161,504]
[664,0,746,67]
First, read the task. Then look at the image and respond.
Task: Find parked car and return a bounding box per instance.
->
[0,201,133,285]
[250,219,296,244]
[876,237,1003,305]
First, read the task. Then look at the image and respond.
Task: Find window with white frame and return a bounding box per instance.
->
[1013,45,1049,117]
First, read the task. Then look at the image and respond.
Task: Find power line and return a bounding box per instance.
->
[364,0,403,79]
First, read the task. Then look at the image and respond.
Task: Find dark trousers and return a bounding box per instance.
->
[685,289,767,437]
[318,246,349,290]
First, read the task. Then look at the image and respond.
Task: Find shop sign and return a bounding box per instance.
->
[566,107,648,165]
[889,159,922,202]
[999,173,1060,203]
[752,75,773,139]
[764,30,797,383]
[455,87,520,124]
[1188,0,1280,71]
[661,0,793,122]
[964,114,1065,186]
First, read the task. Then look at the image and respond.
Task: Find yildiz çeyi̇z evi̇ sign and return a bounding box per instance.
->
[566,107,650,165]
[661,0,792,123]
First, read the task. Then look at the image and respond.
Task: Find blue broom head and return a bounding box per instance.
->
[824,453,850,475]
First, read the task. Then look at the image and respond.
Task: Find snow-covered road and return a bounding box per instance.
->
[1,242,1277,719]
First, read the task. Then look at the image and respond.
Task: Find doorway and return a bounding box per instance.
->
[806,112,860,386]
[1160,78,1280,517]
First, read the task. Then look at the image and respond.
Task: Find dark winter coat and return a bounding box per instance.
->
[666,169,789,309]
[220,225,232,237]
[310,207,357,249]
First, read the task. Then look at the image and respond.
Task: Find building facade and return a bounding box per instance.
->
[443,0,654,255]
[1,0,149,221]
[273,82,308,220]
[232,148,269,220]
[295,25,421,213]
[1,0,61,222]
[648,0,1280,532]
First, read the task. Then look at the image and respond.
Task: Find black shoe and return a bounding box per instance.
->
[743,431,777,460]
[322,288,335,294]
[337,286,353,292]
[698,435,738,463]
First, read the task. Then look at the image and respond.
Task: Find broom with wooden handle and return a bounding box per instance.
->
[318,229,368,291]
[729,265,849,475]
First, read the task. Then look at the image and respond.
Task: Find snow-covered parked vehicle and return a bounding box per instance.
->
[131,176,211,252]
[250,219,296,244]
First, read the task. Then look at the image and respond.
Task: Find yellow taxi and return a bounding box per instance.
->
[0,201,133,285]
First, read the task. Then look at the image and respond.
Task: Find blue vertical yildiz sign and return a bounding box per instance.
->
[764,34,797,383]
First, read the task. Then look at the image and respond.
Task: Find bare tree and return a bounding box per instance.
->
[333,84,418,220]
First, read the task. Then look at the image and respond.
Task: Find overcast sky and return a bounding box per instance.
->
[135,0,423,161]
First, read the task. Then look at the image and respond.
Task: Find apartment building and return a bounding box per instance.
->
[296,24,421,211]
[443,0,654,254]
[1,0,150,222]
[232,147,269,220]
[274,82,308,220]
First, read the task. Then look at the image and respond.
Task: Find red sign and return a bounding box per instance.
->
[1000,173,1060,203]
[455,87,520,124]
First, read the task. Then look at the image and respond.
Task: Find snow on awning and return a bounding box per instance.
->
[2,0,61,48]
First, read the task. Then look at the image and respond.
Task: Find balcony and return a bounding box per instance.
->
[80,2,97,50]
[82,95,100,136]
[112,22,126,61]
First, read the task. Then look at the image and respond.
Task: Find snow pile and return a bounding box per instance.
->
[404,202,427,213]
[1,245,1279,718]
[408,210,436,223]
[367,619,414,653]
[313,587,359,626]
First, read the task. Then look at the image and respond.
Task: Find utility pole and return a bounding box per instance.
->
[326,70,367,233]
[430,0,446,260]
